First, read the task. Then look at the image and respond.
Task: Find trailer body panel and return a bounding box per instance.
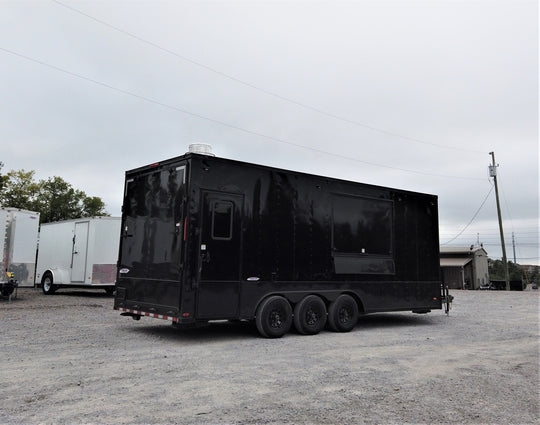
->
[35,217,121,289]
[115,153,442,331]
[0,207,40,287]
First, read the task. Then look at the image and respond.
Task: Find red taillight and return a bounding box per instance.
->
[149,162,160,167]
[182,313,190,317]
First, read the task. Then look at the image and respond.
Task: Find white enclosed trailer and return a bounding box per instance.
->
[0,207,40,296]
[35,217,121,294]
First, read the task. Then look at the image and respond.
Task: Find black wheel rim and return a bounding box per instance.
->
[269,309,284,329]
[306,308,320,326]
[339,306,352,324]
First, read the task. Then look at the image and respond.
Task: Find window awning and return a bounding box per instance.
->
[440,257,472,267]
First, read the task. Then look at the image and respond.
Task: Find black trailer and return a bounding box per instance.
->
[114,152,445,337]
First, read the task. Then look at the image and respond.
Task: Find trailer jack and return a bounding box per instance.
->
[441,285,454,316]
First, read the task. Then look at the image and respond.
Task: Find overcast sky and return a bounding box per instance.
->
[1,0,538,264]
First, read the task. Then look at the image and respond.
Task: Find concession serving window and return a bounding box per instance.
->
[332,194,395,274]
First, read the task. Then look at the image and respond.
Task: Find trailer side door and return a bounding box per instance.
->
[196,191,243,319]
[71,221,89,283]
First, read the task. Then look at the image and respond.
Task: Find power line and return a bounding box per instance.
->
[440,229,539,233]
[482,243,539,247]
[51,0,487,155]
[439,233,539,239]
[440,232,539,235]
[0,46,486,181]
[441,185,495,245]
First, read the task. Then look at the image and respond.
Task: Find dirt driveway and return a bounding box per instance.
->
[1,288,538,424]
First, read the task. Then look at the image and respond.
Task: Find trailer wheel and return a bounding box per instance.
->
[293,295,327,335]
[327,294,358,332]
[42,272,57,295]
[1,284,15,297]
[255,296,292,338]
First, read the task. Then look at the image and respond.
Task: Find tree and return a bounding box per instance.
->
[488,258,524,281]
[37,176,89,223]
[0,162,8,191]
[0,168,109,223]
[82,196,107,217]
[0,169,41,211]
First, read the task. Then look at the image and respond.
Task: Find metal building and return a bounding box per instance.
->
[440,246,489,289]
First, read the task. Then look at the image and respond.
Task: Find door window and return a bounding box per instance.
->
[211,201,233,240]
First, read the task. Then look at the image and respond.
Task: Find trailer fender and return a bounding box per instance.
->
[42,268,70,286]
[287,290,365,314]
[346,292,365,314]
[251,290,365,317]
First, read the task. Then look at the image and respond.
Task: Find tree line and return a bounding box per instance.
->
[488,258,538,284]
[0,162,108,223]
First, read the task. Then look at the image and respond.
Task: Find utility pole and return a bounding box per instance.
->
[489,152,510,290]
[512,232,516,264]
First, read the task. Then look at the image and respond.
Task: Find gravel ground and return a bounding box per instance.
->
[1,287,538,425]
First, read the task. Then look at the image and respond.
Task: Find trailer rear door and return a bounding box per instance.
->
[118,165,186,309]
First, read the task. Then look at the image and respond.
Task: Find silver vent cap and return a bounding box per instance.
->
[188,144,215,156]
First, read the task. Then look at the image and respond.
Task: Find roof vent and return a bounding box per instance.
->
[188,144,215,156]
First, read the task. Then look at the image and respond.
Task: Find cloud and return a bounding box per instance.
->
[1,0,538,263]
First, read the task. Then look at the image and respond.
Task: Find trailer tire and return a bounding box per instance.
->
[255,296,292,338]
[327,294,358,332]
[42,272,57,295]
[1,284,15,297]
[293,295,327,335]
